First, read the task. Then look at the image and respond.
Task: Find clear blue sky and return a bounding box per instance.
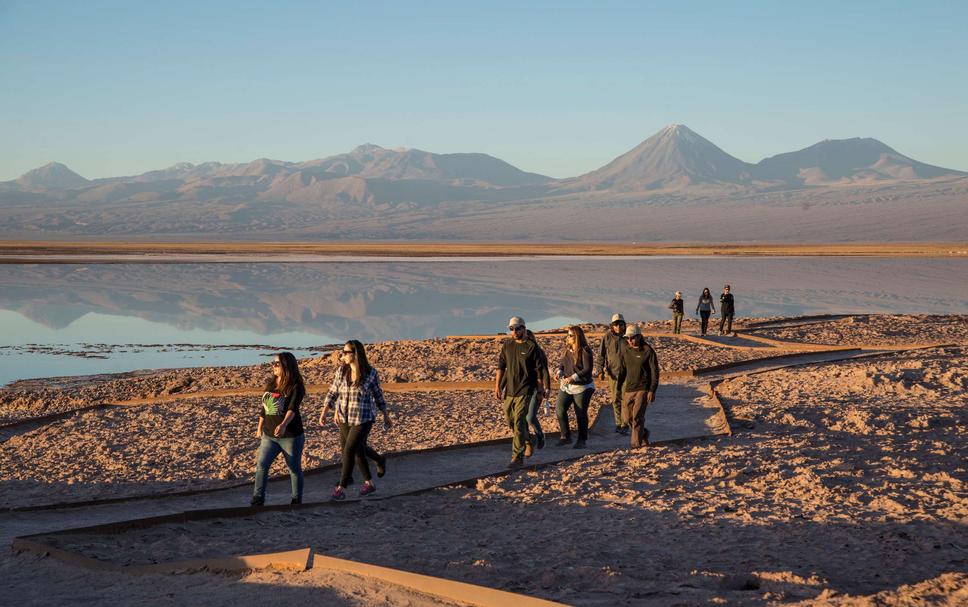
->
[1,0,966,180]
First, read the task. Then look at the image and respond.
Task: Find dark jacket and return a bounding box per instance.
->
[720,293,735,315]
[670,298,684,314]
[617,344,659,394]
[560,346,594,385]
[595,330,626,378]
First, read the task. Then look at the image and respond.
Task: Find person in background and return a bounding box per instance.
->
[696,288,716,336]
[618,325,660,449]
[524,329,552,452]
[319,340,392,500]
[719,284,735,336]
[251,352,306,506]
[595,313,630,435]
[669,291,685,334]
[495,316,546,469]
[555,325,595,449]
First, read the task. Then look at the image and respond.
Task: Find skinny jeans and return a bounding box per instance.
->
[556,387,595,441]
[337,421,375,487]
[253,433,305,501]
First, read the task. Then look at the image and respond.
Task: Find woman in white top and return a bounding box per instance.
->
[555,325,595,449]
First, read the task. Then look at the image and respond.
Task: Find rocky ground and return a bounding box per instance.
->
[2,315,966,605]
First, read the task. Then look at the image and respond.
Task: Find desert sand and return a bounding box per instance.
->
[1,314,966,605]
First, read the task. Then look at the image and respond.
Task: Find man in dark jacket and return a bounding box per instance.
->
[719,284,735,336]
[495,316,546,469]
[617,324,660,448]
[595,313,629,434]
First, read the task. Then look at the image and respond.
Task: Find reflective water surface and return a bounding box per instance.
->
[1,257,966,384]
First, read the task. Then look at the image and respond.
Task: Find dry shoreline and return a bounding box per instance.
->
[1,240,967,263]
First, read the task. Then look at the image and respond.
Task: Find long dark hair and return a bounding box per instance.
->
[340,340,373,387]
[568,325,590,357]
[700,287,711,299]
[274,351,304,396]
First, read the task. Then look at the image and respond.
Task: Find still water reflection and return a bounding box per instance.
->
[1,257,965,384]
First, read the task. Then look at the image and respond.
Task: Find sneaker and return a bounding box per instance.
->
[330,486,346,501]
[290,497,302,505]
[573,439,587,449]
[359,481,377,497]
[376,457,386,478]
[524,442,534,458]
[537,434,545,450]
[249,496,264,507]
[507,457,524,470]
[555,437,571,446]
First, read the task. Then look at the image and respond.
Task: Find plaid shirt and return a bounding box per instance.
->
[323,367,387,426]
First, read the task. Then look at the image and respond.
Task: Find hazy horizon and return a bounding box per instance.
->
[2,1,967,182]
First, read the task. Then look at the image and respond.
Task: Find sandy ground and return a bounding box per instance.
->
[0,326,779,425]
[752,314,968,347]
[2,315,966,605]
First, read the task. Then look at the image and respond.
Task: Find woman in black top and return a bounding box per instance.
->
[251,351,306,506]
[555,325,595,449]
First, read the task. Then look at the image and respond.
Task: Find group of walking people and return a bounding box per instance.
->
[669,284,736,336]
[251,306,672,503]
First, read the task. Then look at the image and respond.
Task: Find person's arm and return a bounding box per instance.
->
[273,384,303,437]
[540,349,551,396]
[370,370,392,428]
[318,370,340,424]
[256,415,264,439]
[647,349,659,402]
[594,335,606,378]
[533,347,546,398]
[579,347,593,384]
[616,351,627,389]
[495,341,507,400]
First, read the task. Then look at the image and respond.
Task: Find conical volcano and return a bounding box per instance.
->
[566,125,754,191]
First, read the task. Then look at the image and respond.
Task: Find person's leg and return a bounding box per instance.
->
[575,388,594,442]
[355,421,374,482]
[719,313,726,335]
[525,390,543,447]
[629,391,648,448]
[700,311,710,335]
[338,423,361,487]
[276,434,305,502]
[252,436,281,503]
[608,375,625,430]
[622,391,642,447]
[555,390,572,442]
[673,312,682,334]
[726,313,733,334]
[506,394,529,460]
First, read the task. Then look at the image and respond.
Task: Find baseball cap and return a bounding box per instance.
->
[624,324,642,338]
[508,316,525,328]
[610,313,625,324]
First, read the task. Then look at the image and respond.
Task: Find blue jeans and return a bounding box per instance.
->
[526,390,544,441]
[253,433,305,501]
[556,387,595,441]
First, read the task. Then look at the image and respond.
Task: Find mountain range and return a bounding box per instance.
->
[2,125,966,241]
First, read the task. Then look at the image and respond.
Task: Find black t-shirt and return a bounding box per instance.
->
[260,380,305,438]
[498,339,544,398]
[670,298,684,313]
[720,293,735,314]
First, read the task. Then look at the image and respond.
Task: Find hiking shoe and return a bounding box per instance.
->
[555,437,571,446]
[330,486,346,501]
[573,439,587,449]
[537,434,545,450]
[376,457,386,478]
[524,442,534,458]
[290,498,302,505]
[507,458,524,470]
[249,496,264,507]
[359,481,377,497]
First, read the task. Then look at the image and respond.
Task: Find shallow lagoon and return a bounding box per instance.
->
[1,256,966,384]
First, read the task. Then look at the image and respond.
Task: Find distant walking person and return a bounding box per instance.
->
[555,325,595,449]
[696,288,715,336]
[251,352,306,506]
[618,325,660,448]
[496,316,546,469]
[719,284,735,335]
[319,340,392,500]
[595,313,630,434]
[669,291,685,334]
[524,329,552,452]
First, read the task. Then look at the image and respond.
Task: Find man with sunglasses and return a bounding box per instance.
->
[595,313,630,435]
[495,316,546,469]
[617,324,660,448]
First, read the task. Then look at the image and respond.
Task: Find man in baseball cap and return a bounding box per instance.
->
[495,316,546,469]
[617,324,660,448]
[594,312,630,434]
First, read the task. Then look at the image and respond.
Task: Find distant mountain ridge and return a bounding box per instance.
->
[1,126,965,241]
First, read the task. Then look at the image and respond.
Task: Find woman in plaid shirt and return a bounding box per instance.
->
[319,340,393,500]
